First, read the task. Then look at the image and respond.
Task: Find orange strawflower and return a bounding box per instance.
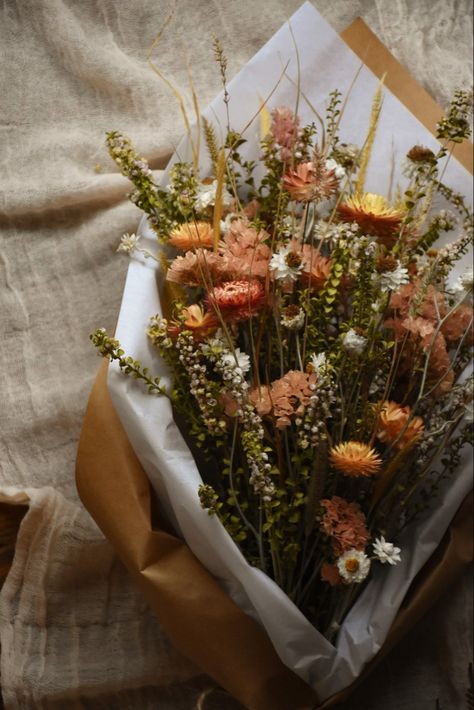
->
[377,401,424,449]
[168,221,214,251]
[330,441,382,478]
[300,244,332,290]
[338,193,406,245]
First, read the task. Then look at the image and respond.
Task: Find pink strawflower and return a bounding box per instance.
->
[166,250,237,287]
[320,496,370,556]
[283,155,339,203]
[208,279,266,321]
[221,219,271,279]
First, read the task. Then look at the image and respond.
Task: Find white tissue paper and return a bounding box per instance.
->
[108,2,472,700]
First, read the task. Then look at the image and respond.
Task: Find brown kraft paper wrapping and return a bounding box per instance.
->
[76,18,473,710]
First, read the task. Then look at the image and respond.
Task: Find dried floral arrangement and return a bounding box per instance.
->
[91,40,473,639]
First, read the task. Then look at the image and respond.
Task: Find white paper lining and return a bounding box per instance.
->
[108,3,473,699]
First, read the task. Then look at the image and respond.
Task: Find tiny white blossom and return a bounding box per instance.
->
[342,328,367,356]
[194,180,233,211]
[310,352,327,374]
[117,232,140,254]
[379,262,410,293]
[221,348,251,375]
[452,266,474,300]
[269,246,303,281]
[337,549,371,583]
[464,401,474,423]
[372,537,402,566]
[325,158,346,180]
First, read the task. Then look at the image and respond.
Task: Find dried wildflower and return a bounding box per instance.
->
[117,232,140,254]
[309,352,328,375]
[283,155,339,203]
[441,303,474,343]
[300,245,332,290]
[194,179,233,211]
[270,106,301,161]
[177,304,219,341]
[321,562,343,586]
[338,193,406,244]
[406,145,436,163]
[330,441,382,478]
[342,328,367,356]
[221,219,271,279]
[376,255,397,273]
[372,536,401,565]
[168,221,215,251]
[221,347,251,375]
[379,261,410,292]
[437,88,473,143]
[209,279,266,321]
[281,304,305,330]
[377,401,424,449]
[337,549,371,583]
[166,250,236,287]
[270,370,317,428]
[320,496,370,555]
[269,245,304,281]
[452,266,474,301]
[249,385,272,416]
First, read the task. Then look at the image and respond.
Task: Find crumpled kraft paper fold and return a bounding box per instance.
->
[76,17,473,710]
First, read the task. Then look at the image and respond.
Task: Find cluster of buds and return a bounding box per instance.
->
[207,344,275,501]
[177,331,225,437]
[437,89,473,143]
[297,366,336,450]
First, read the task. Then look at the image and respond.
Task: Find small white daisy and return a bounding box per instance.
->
[342,328,367,356]
[372,537,402,566]
[325,157,346,180]
[269,245,303,281]
[309,352,328,374]
[117,232,140,254]
[194,180,233,211]
[221,347,251,375]
[337,549,371,584]
[379,262,410,293]
[281,307,305,330]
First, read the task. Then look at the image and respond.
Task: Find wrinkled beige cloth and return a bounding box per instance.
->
[0,1,472,708]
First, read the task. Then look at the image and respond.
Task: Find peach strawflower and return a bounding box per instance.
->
[320,496,370,555]
[221,219,271,279]
[377,401,424,449]
[321,562,343,587]
[338,193,406,245]
[166,250,237,287]
[180,304,219,340]
[300,244,332,290]
[330,441,382,478]
[168,221,214,251]
[208,279,266,321]
[283,155,339,203]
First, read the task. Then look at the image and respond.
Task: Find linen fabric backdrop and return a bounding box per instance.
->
[0,1,472,708]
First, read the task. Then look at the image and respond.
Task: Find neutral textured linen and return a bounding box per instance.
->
[0,1,472,708]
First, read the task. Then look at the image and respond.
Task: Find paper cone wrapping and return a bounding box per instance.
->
[76,8,473,709]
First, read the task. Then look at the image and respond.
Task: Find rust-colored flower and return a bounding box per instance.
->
[338,193,406,245]
[168,221,214,251]
[208,279,266,321]
[300,244,332,290]
[377,401,424,449]
[283,157,339,203]
[330,441,382,478]
[320,496,370,555]
[441,303,474,344]
[321,562,343,586]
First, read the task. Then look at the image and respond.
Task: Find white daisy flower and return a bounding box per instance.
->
[379,262,410,293]
[194,180,233,211]
[372,537,402,566]
[117,232,140,254]
[337,549,371,583]
[221,348,251,375]
[452,266,474,300]
[325,157,346,180]
[342,328,367,356]
[269,245,303,281]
